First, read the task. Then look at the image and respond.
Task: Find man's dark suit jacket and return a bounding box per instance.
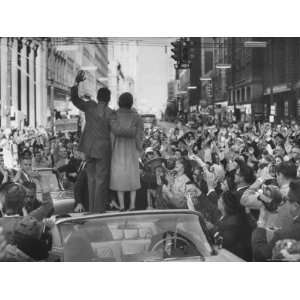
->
[74,167,89,211]
[195,190,221,225]
[71,86,114,159]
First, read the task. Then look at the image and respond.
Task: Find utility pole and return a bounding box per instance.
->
[231,37,237,121]
[50,78,55,136]
[269,38,274,122]
[47,38,55,136]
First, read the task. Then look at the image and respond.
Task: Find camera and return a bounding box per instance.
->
[257,185,283,212]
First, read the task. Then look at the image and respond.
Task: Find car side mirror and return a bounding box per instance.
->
[214,232,223,249]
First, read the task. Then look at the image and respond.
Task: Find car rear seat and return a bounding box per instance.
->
[91,225,156,260]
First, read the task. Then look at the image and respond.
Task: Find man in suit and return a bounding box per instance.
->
[71,71,135,212]
[70,71,114,213]
[73,161,89,212]
[234,161,256,203]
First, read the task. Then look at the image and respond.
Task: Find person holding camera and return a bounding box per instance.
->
[252,179,300,261]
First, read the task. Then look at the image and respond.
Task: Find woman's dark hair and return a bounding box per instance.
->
[177,158,190,175]
[222,191,243,216]
[118,92,133,109]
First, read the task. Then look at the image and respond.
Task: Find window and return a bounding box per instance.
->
[284,101,289,117]
[297,99,300,118]
[237,90,240,102]
[241,88,245,102]
[26,45,30,124]
[204,51,213,74]
[246,87,251,101]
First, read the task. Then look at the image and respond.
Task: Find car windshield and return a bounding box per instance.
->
[36,170,61,193]
[142,115,156,124]
[58,213,213,262]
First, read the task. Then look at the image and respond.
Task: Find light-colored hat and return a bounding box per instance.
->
[145,147,154,154]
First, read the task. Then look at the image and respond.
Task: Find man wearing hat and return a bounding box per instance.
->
[0,174,53,244]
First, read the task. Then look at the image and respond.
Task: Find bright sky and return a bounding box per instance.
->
[134,38,176,115]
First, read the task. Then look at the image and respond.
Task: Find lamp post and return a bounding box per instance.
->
[214,63,232,121]
[244,39,273,122]
[200,77,214,117]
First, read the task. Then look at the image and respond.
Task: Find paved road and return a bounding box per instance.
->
[158,121,190,133]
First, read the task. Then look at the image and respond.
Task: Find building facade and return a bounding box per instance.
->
[0,37,48,129]
[262,38,300,122]
[49,38,109,119]
[108,40,138,110]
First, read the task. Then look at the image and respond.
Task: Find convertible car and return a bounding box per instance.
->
[48,210,244,262]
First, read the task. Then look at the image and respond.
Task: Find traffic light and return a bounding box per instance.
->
[182,38,189,63]
[206,81,213,98]
[180,38,196,67]
[171,38,196,69]
[171,40,182,63]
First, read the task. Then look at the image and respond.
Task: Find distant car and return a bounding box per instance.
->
[141,114,157,129]
[34,168,75,215]
[47,210,244,262]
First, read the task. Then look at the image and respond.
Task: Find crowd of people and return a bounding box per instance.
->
[1,70,300,261]
[138,119,300,261]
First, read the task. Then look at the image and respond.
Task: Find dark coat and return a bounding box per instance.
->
[252,216,300,261]
[195,191,221,225]
[212,213,253,261]
[74,167,89,211]
[70,86,114,159]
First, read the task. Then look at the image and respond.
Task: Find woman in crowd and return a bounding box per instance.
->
[110,92,144,211]
[158,158,195,209]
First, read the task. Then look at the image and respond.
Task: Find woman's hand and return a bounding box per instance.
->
[186,193,196,211]
[203,170,217,190]
[74,203,85,213]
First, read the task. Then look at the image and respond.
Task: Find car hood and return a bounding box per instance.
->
[205,249,245,262]
[38,190,73,200]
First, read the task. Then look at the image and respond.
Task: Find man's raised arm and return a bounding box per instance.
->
[70,70,88,112]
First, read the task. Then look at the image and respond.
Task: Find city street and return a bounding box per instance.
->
[0,37,300,263]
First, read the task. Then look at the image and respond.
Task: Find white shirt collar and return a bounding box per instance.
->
[237,185,248,192]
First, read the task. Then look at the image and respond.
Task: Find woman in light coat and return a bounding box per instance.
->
[110,93,144,211]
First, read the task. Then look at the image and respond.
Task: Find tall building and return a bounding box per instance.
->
[262,38,299,122]
[0,37,48,129]
[48,38,109,122]
[108,39,138,109]
[226,37,300,122]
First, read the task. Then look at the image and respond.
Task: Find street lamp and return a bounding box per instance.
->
[244,41,267,48]
[244,39,273,122]
[200,77,215,117]
[200,77,212,81]
[216,63,232,70]
[188,86,197,90]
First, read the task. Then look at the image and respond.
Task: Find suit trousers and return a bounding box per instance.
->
[86,156,110,213]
